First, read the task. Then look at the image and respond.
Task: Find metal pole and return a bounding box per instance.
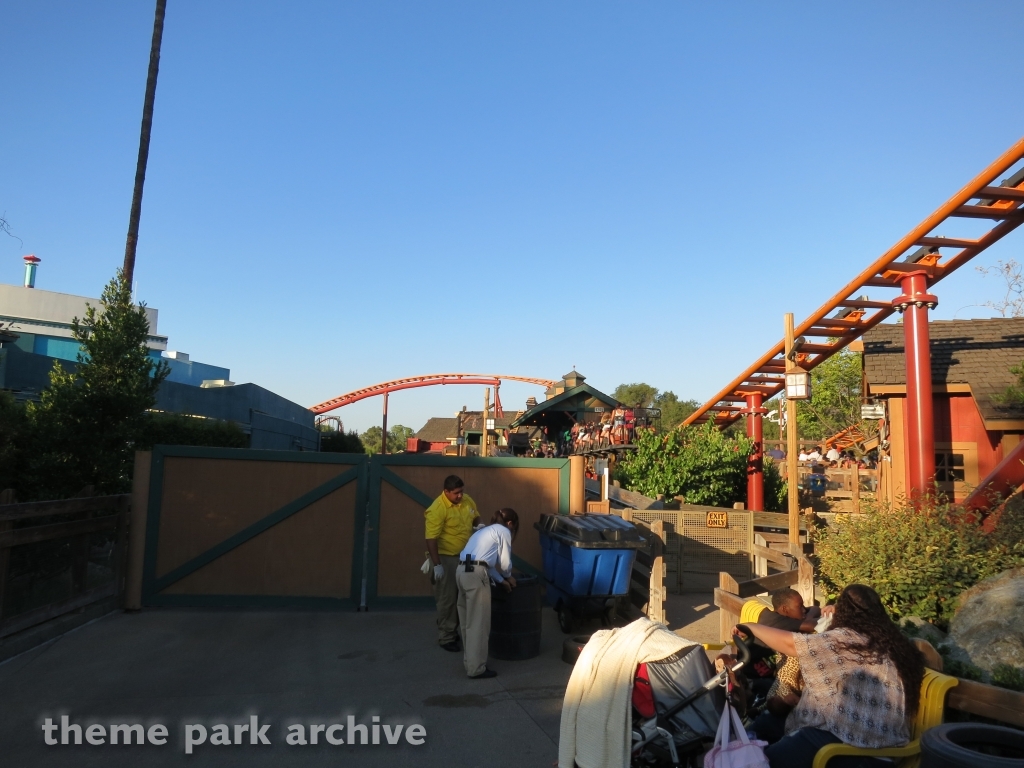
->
[746,393,764,511]
[785,313,800,547]
[123,0,167,286]
[896,272,937,498]
[380,391,389,455]
[482,388,490,457]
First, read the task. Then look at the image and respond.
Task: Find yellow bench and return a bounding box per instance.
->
[812,668,958,768]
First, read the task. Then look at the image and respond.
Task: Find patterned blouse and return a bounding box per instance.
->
[786,628,911,748]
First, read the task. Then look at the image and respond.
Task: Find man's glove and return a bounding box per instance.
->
[433,563,445,581]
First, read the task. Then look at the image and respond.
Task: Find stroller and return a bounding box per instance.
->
[630,627,754,768]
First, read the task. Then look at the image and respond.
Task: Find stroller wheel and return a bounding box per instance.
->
[557,602,574,634]
[561,634,592,665]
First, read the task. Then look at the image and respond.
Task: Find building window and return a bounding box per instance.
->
[935,451,965,483]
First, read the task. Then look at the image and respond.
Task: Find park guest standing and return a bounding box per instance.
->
[425,475,479,652]
[456,508,519,678]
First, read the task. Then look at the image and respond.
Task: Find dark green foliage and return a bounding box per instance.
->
[0,392,28,493]
[762,457,786,512]
[24,270,169,498]
[612,383,699,430]
[992,663,1024,692]
[141,412,248,450]
[795,347,863,440]
[998,360,1024,406]
[617,421,785,509]
[320,429,365,454]
[359,425,415,454]
[613,383,658,409]
[816,499,1024,628]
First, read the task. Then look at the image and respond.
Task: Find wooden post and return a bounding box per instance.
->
[113,495,132,608]
[482,388,490,458]
[125,452,151,610]
[649,520,665,625]
[719,571,740,643]
[852,462,861,513]
[785,313,800,548]
[569,455,585,515]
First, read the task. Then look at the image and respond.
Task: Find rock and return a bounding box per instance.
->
[948,568,1024,674]
[901,616,947,648]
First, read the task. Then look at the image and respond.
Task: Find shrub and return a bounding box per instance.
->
[320,430,365,454]
[815,499,1024,628]
[617,421,785,510]
[141,412,248,449]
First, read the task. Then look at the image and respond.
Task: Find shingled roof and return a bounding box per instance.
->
[863,318,1024,423]
[415,417,458,443]
[413,413,521,443]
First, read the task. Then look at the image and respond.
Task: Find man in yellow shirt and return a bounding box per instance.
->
[425,475,479,651]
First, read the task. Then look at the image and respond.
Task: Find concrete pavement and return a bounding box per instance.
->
[0,606,577,768]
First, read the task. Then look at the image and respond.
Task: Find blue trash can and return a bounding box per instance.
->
[535,513,646,633]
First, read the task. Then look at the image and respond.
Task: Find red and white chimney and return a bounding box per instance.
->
[23,254,40,288]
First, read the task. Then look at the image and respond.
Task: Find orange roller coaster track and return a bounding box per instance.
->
[310,374,557,415]
[684,136,1024,429]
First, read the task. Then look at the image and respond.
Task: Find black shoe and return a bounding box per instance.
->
[469,668,497,679]
[440,640,461,652]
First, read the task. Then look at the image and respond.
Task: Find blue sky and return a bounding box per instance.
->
[2,2,1023,434]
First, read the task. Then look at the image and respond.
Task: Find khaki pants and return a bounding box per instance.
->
[433,554,461,644]
[456,563,491,677]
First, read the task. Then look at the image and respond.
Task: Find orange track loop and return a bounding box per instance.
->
[310,373,557,414]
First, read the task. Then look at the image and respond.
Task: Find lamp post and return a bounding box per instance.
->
[784,314,812,550]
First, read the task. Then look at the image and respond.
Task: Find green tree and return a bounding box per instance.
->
[653,391,700,430]
[360,424,415,454]
[26,270,169,497]
[0,392,28,494]
[795,348,863,440]
[613,383,658,409]
[320,429,366,454]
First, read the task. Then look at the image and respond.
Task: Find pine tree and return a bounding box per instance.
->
[28,270,169,496]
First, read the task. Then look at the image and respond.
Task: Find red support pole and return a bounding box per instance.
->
[746,393,764,511]
[894,272,938,498]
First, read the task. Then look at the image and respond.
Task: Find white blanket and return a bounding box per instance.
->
[558,618,694,768]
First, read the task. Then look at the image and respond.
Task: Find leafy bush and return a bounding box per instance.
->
[815,499,1024,628]
[617,421,785,510]
[992,663,1024,692]
[320,429,365,454]
[0,392,28,494]
[141,412,248,450]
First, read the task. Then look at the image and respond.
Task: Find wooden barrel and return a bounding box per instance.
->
[489,574,542,660]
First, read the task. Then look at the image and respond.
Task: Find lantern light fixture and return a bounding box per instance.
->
[785,369,811,400]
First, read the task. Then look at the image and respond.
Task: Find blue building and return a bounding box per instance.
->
[0,272,317,450]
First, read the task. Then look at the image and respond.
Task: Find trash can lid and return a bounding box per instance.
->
[535,513,646,548]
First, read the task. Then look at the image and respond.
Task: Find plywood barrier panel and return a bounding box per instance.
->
[161,482,356,597]
[378,465,560,598]
[376,483,435,597]
[155,457,358,579]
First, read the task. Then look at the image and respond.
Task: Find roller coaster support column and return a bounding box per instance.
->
[894,271,938,498]
[745,393,765,511]
[381,391,389,455]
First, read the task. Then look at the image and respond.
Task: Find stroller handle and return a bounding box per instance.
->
[733,624,754,667]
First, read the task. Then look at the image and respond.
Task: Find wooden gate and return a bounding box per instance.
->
[134,447,569,609]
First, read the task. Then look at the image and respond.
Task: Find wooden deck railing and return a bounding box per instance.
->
[0,492,131,639]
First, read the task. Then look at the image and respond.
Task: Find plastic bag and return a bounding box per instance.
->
[703,700,769,768]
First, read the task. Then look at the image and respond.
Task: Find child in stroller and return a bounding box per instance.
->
[630,631,754,767]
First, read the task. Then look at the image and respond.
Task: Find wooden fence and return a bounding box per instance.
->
[0,492,130,640]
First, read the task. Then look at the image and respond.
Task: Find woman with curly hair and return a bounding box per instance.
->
[733,583,924,768]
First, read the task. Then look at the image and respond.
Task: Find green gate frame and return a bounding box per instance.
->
[141,446,570,609]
